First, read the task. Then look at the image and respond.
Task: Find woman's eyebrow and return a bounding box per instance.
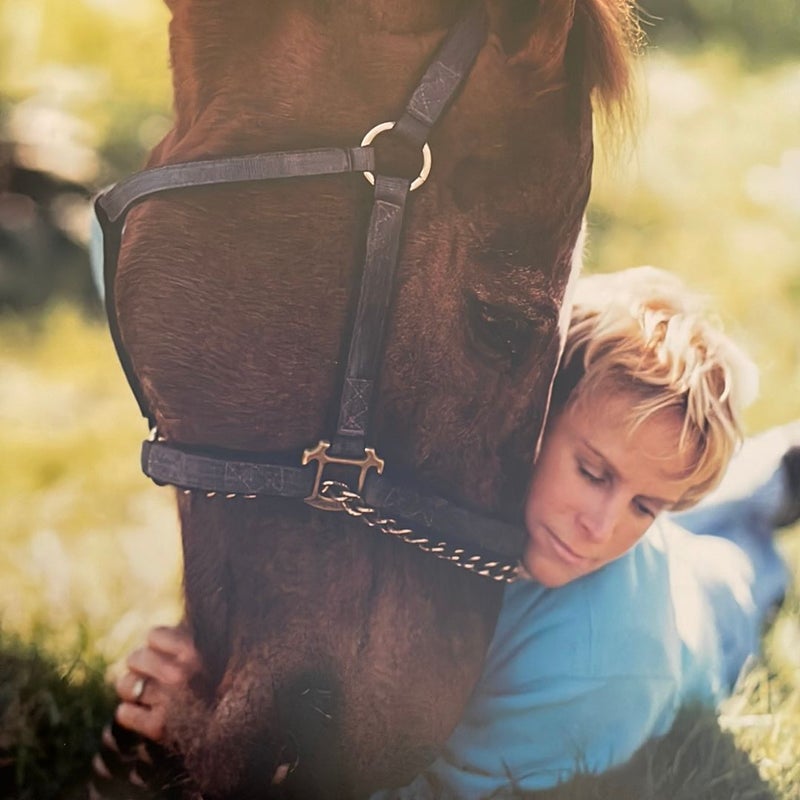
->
[581,440,617,475]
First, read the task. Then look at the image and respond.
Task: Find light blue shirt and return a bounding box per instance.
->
[374,519,731,798]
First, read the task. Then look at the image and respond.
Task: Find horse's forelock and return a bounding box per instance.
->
[577,0,641,114]
[486,0,638,131]
[520,1,638,111]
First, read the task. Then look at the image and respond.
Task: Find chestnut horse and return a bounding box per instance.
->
[94,1,635,797]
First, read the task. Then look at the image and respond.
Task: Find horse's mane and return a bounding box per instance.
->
[490,0,639,128]
[562,0,642,147]
[578,0,641,114]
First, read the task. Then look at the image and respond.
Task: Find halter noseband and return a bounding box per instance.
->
[94,2,526,583]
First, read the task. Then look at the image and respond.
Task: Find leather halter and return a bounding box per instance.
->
[94,2,526,582]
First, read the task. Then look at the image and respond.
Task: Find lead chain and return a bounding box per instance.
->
[319,481,520,583]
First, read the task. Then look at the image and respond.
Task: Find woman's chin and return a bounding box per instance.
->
[520,550,575,588]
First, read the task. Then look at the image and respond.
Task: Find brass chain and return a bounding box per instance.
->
[318,481,520,583]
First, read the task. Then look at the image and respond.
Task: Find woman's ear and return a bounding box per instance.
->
[484,0,577,69]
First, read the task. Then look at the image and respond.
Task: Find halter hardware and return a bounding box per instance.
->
[302,440,385,511]
[360,121,432,191]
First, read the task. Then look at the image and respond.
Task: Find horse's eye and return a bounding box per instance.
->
[466,294,534,369]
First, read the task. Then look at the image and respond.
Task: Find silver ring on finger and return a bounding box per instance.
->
[131,675,147,704]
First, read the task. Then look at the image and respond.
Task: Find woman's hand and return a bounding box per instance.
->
[115,623,203,743]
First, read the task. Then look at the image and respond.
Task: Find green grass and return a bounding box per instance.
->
[0,48,799,799]
[0,627,115,799]
[530,704,778,799]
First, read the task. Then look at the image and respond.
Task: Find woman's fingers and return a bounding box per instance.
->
[147,625,203,673]
[115,656,177,743]
[116,699,167,742]
[126,645,191,687]
[114,624,203,744]
[116,669,153,706]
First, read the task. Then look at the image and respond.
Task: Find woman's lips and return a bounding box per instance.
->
[544,526,591,566]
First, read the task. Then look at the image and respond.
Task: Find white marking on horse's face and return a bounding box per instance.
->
[558,218,586,349]
[531,217,586,462]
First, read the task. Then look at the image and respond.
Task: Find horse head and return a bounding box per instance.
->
[104,1,635,796]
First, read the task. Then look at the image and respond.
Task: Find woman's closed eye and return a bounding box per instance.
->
[577,460,657,519]
[633,499,657,519]
[578,462,606,485]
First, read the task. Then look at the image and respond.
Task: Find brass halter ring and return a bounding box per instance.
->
[360,121,432,191]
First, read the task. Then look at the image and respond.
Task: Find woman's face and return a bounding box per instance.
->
[522,392,697,587]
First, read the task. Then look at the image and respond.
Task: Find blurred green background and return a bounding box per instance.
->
[0,0,798,796]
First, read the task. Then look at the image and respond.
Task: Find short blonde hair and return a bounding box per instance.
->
[552,266,759,509]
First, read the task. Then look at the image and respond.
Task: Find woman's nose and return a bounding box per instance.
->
[577,496,618,543]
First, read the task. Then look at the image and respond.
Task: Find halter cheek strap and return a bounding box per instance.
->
[95,1,526,582]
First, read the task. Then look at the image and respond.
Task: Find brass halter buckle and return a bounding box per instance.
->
[302,440,385,511]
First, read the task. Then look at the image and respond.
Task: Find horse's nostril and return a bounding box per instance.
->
[298,684,336,722]
[275,674,341,792]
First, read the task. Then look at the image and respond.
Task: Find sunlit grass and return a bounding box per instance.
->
[590,48,800,431]
[720,598,800,797]
[0,308,181,663]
